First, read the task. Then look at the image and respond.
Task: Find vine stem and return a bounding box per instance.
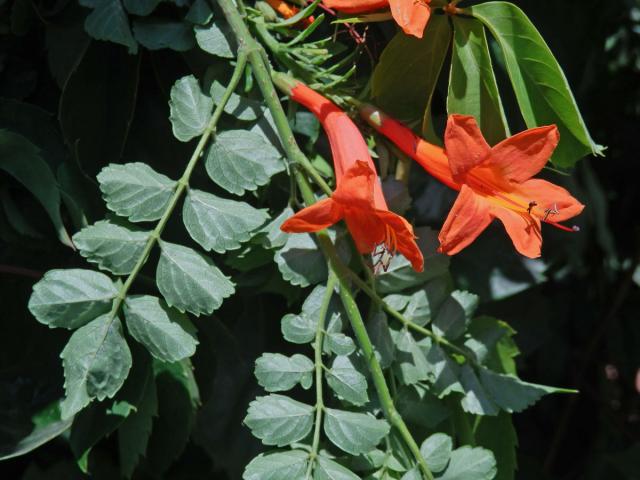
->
[108,52,248,319]
[216,3,432,477]
[306,271,338,479]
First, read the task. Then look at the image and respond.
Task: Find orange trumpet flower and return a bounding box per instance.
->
[274,75,424,272]
[323,0,431,38]
[360,106,584,258]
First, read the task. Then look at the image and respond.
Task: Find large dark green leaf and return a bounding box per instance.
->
[469,2,604,167]
[371,14,451,123]
[448,17,509,145]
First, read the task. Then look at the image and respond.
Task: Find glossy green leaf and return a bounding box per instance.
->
[97,162,176,222]
[438,446,497,480]
[448,16,509,144]
[205,129,285,195]
[79,0,137,53]
[28,269,117,329]
[254,353,314,392]
[133,20,195,51]
[244,394,314,446]
[470,1,604,167]
[274,232,327,287]
[0,130,70,246]
[169,75,213,142]
[323,408,390,455]
[73,220,150,275]
[326,355,369,406]
[60,314,132,419]
[156,241,235,316]
[315,456,360,480]
[195,21,236,58]
[420,433,452,473]
[124,295,198,362]
[243,450,309,480]
[183,189,269,253]
[371,14,452,122]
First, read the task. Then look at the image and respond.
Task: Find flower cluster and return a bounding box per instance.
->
[276,75,584,272]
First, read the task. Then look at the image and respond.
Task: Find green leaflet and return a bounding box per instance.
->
[79,0,138,53]
[243,450,309,480]
[326,355,369,406]
[315,456,360,480]
[183,189,269,253]
[169,75,213,142]
[28,268,117,329]
[124,295,198,363]
[274,232,328,287]
[438,445,497,480]
[205,129,285,195]
[73,220,150,275]
[420,433,453,473]
[448,16,510,145]
[60,314,132,419]
[133,20,196,52]
[194,21,236,58]
[97,163,176,222]
[323,408,390,455]
[156,241,235,316]
[254,353,314,392]
[244,394,314,447]
[470,1,604,167]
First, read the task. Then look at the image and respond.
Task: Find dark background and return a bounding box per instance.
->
[0,0,638,478]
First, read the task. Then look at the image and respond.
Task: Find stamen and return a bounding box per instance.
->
[545,220,579,232]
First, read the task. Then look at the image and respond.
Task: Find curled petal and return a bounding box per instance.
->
[388,0,431,38]
[375,210,424,272]
[438,184,492,255]
[280,198,343,233]
[444,115,491,182]
[490,125,559,183]
[490,206,542,258]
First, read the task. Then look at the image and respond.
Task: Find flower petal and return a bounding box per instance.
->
[490,125,559,183]
[332,160,378,209]
[280,198,343,232]
[490,206,542,258]
[322,0,389,14]
[438,184,492,255]
[375,210,424,271]
[512,178,584,222]
[388,0,431,38]
[444,115,491,183]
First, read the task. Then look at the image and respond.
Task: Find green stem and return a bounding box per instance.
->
[218,0,332,198]
[306,272,337,479]
[109,53,248,318]
[216,3,431,477]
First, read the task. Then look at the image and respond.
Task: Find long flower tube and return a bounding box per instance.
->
[323,0,431,38]
[360,104,585,258]
[273,74,424,272]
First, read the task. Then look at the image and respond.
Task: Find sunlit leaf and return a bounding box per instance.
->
[420,433,452,473]
[169,75,213,142]
[195,21,236,58]
[326,355,369,406]
[323,408,390,455]
[243,450,309,480]
[244,394,314,447]
[254,353,314,392]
